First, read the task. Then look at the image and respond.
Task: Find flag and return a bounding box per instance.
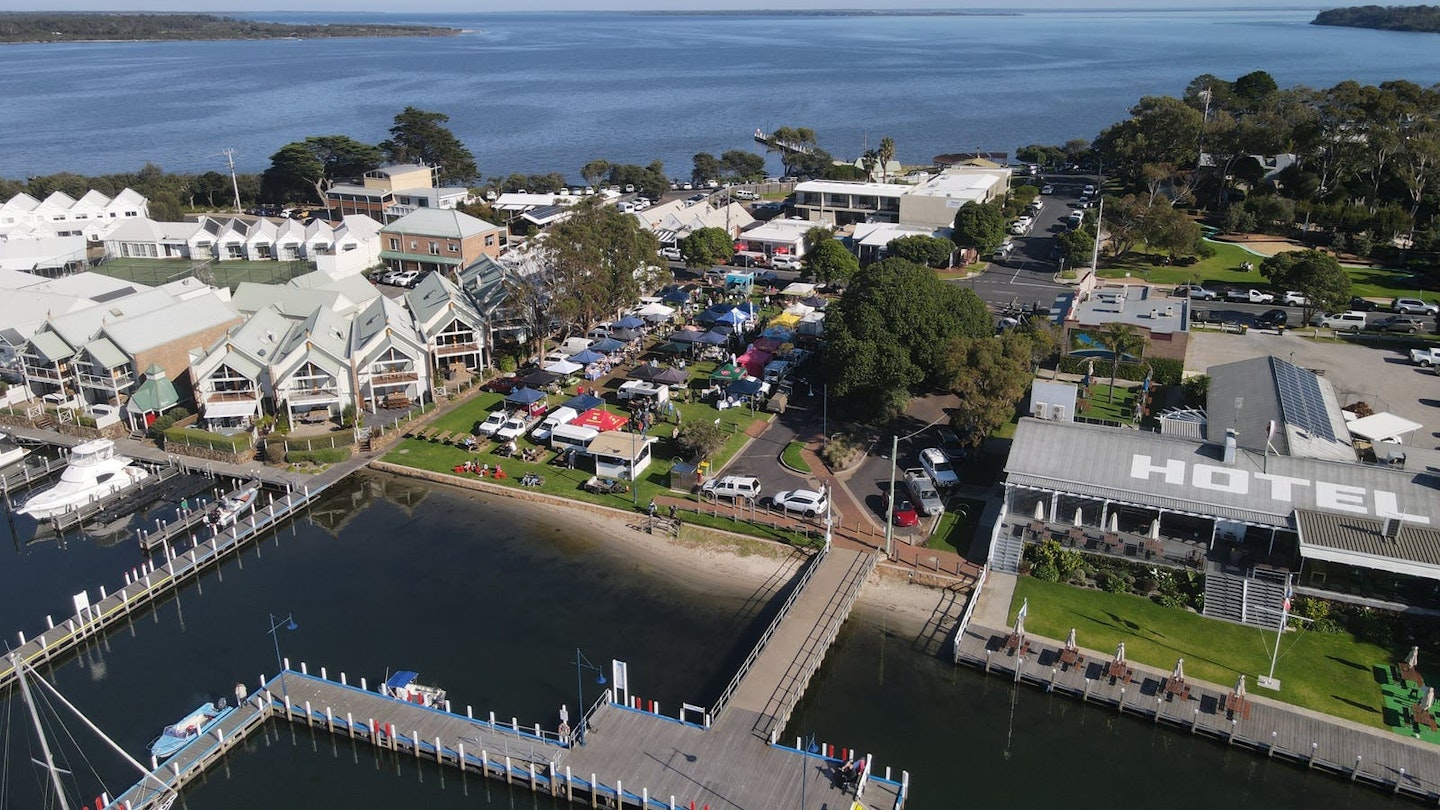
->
[1282,587,1293,612]
[1017,598,1029,622]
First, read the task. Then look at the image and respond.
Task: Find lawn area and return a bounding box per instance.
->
[927,496,985,555]
[781,441,810,473]
[1009,578,1401,728]
[1077,383,1135,422]
[93,256,314,290]
[1096,238,1436,300]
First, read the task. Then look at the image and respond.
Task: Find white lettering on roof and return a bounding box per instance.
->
[1253,473,1310,501]
[1193,464,1247,494]
[1316,481,1368,515]
[1130,455,1184,485]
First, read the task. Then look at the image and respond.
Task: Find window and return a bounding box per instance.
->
[429,241,440,255]
[448,242,458,253]
[125,211,137,217]
[389,238,400,250]
[485,235,496,247]
[410,241,418,250]
[418,199,429,207]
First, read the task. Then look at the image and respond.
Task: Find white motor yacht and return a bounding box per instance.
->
[16,439,149,519]
[0,431,30,469]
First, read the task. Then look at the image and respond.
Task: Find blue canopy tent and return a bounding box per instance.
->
[590,337,625,353]
[505,387,547,406]
[667,329,701,343]
[661,288,692,305]
[561,393,604,412]
[615,315,645,329]
[716,309,747,325]
[609,327,642,343]
[727,378,765,397]
[696,330,728,345]
[570,349,606,364]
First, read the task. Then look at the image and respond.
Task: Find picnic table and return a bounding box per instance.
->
[1399,662,1425,689]
[1163,677,1190,701]
[1412,705,1439,732]
[1028,519,1048,539]
[1222,692,1252,720]
[1099,532,1123,553]
[1003,633,1030,657]
[1104,661,1131,683]
[1067,526,1086,547]
[1058,648,1084,669]
[1142,538,1164,559]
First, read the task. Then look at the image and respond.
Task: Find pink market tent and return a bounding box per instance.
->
[736,348,772,377]
[572,407,629,432]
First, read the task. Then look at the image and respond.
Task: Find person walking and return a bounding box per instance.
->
[648,499,657,519]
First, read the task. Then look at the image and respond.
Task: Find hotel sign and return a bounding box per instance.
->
[1129,454,1431,525]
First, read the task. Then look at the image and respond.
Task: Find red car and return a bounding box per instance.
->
[481,376,519,394]
[888,496,920,527]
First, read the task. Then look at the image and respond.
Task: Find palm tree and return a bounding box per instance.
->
[878,136,895,183]
[860,149,878,180]
[1098,323,1145,403]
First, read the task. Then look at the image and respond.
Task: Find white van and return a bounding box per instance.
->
[550,423,600,454]
[560,337,593,356]
[531,406,579,442]
[618,380,670,403]
[733,189,760,201]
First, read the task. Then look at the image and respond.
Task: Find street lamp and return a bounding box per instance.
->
[573,648,607,746]
[884,414,948,558]
[268,613,298,673]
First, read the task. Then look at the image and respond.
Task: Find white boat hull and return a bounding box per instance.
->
[17,465,150,519]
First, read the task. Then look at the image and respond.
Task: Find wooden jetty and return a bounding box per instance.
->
[0,452,69,497]
[136,479,263,552]
[0,485,318,692]
[953,622,1440,804]
[45,463,174,534]
[104,545,908,810]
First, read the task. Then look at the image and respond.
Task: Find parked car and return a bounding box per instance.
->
[772,489,829,517]
[495,414,531,441]
[1318,311,1368,331]
[481,375,520,394]
[904,471,944,517]
[1255,309,1288,328]
[1373,315,1428,334]
[769,257,801,271]
[1349,297,1382,311]
[918,447,959,488]
[659,246,683,262]
[477,410,508,436]
[389,269,421,288]
[1173,284,1218,300]
[1282,291,1309,306]
[1393,297,1439,316]
[1008,216,1033,235]
[1224,288,1275,304]
[936,426,968,463]
[702,475,762,502]
[1040,184,1055,195]
[1410,347,1440,367]
[888,495,919,527]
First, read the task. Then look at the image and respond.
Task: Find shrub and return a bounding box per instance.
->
[163,426,252,452]
[287,447,352,465]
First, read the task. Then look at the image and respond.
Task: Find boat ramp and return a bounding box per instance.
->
[105,545,908,810]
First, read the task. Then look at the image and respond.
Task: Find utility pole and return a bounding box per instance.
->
[222,147,242,213]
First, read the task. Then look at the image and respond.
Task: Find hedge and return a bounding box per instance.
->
[287,447,352,465]
[163,426,253,452]
[1058,355,1183,385]
[280,432,355,450]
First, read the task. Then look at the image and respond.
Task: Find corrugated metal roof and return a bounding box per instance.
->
[1007,418,1438,527]
[27,330,74,363]
[1296,508,1440,580]
[84,337,128,369]
[103,295,237,355]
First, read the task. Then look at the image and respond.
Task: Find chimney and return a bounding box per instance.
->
[1223,428,1237,464]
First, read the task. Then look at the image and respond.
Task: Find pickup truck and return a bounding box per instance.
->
[1410,347,1440,367]
[904,469,945,517]
[1224,288,1275,304]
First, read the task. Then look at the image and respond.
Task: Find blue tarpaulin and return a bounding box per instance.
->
[590,337,625,353]
[506,387,547,405]
[561,393,604,412]
[570,349,605,364]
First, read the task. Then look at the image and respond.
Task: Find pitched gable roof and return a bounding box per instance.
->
[383,208,500,240]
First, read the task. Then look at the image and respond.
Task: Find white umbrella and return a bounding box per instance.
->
[1065,627,1077,651]
[1407,645,1420,668]
[1149,518,1160,540]
[1235,674,1247,698]
[1172,658,1185,681]
[1073,508,1083,527]
[1424,687,1435,711]
[1034,501,1045,521]
[1108,512,1119,533]
[1014,598,1028,637]
[1114,642,1126,664]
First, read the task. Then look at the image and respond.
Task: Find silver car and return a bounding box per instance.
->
[905,472,944,517]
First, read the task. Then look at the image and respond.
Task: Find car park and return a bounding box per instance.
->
[772,489,829,517]
[702,475,762,502]
[1173,284,1218,300]
[1255,309,1288,328]
[1393,297,1439,316]
[918,447,958,487]
[904,471,944,516]
[1374,315,1428,334]
[477,410,508,436]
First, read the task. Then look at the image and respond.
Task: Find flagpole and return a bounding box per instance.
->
[1260,580,1291,690]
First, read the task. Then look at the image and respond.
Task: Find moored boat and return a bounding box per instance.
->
[384,671,446,708]
[0,431,30,469]
[148,700,233,759]
[211,485,259,527]
[15,439,149,519]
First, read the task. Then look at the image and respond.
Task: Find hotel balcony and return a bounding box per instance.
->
[283,386,342,406]
[77,372,135,392]
[435,342,479,357]
[22,366,67,383]
[205,388,259,403]
[368,370,419,386]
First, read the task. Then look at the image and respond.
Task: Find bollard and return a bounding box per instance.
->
[1155,696,1163,724]
[512,716,519,732]
[1269,730,1277,757]
[1353,755,1362,782]
[361,677,367,692]
[529,762,537,793]
[341,672,347,686]
[326,706,334,733]
[435,736,443,764]
[505,756,513,785]
[300,661,307,675]
[490,711,496,726]
[320,666,326,681]
[1191,708,1200,733]
[482,750,489,776]
[304,700,313,728]
[347,712,354,739]
[1118,687,1126,713]
[458,742,466,772]
[412,730,419,757]
[1309,742,1317,768]
[590,773,598,808]
[467,705,473,719]
[1395,768,1405,794]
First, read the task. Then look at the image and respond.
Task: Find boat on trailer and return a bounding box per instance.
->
[384,670,446,708]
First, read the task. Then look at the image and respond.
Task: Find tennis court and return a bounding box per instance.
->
[91,257,315,290]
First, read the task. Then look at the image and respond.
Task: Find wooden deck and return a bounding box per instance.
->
[0,486,318,691]
[955,622,1440,804]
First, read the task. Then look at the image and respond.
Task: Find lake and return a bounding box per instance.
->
[2,9,1439,181]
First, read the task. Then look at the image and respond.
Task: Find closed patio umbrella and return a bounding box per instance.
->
[1073,508,1083,527]
[1034,501,1045,521]
[1407,645,1420,668]
[1114,642,1126,664]
[1424,687,1435,711]
[1108,512,1119,533]
[1149,518,1160,539]
[1234,674,1247,698]
[1065,627,1077,651]
[1014,598,1028,637]
[1172,658,1185,681]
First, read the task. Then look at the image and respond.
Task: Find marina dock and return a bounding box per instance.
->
[104,545,907,810]
[953,622,1440,804]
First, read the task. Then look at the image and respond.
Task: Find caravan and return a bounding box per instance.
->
[550,423,600,454]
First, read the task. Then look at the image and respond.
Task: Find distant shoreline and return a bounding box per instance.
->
[0,12,460,45]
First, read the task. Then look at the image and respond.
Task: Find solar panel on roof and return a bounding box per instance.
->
[91,287,137,303]
[1273,359,1337,442]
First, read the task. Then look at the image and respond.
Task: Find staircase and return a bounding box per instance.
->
[356,427,372,453]
[989,523,1025,574]
[1203,565,1290,628]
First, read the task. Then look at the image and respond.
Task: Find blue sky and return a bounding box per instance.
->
[0,2,1411,11]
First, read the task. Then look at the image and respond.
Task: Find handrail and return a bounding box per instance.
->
[952,564,988,663]
[708,546,827,719]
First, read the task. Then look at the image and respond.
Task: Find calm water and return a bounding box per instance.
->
[2,10,1440,180]
[0,471,1408,809]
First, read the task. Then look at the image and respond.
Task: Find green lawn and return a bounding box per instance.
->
[781,441,811,473]
[927,496,985,555]
[1077,383,1135,422]
[1009,578,1400,728]
[1096,239,1436,300]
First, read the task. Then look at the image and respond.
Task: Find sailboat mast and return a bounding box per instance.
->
[13,654,71,810]
[31,668,175,797]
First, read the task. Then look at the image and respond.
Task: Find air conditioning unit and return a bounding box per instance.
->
[1051,404,1068,420]
[1032,402,1048,419]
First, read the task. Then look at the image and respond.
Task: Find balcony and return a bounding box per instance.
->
[369,370,418,385]
[22,366,67,383]
[283,386,341,406]
[77,373,135,391]
[435,342,479,356]
[205,389,258,403]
